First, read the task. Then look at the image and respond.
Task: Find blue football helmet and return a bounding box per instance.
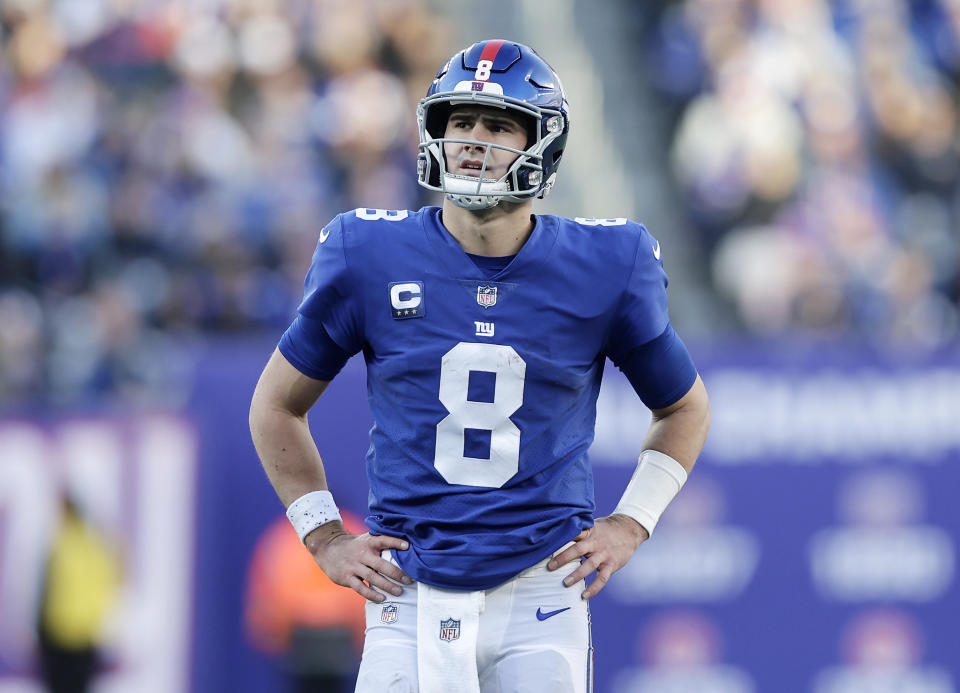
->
[417,40,571,210]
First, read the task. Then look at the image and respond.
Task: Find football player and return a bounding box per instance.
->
[250,39,710,693]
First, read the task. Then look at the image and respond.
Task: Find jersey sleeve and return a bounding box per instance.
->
[614,323,698,410]
[278,314,353,381]
[278,214,364,377]
[605,223,671,360]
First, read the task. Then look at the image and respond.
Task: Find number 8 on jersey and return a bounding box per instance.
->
[434,342,526,488]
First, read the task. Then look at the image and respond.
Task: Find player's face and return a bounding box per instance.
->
[443,106,528,179]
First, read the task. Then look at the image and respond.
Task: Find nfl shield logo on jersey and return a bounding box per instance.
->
[477,285,497,308]
[439,618,461,642]
[380,603,398,624]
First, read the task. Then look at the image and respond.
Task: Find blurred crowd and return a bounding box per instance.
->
[5,0,960,404]
[648,0,960,344]
[0,0,450,404]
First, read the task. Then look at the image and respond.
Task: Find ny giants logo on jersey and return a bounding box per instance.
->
[475,321,495,337]
[439,618,461,642]
[380,603,399,624]
[477,285,497,308]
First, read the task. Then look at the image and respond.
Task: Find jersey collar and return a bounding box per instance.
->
[420,206,559,281]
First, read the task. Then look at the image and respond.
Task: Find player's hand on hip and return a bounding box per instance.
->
[546,514,649,600]
[305,521,413,602]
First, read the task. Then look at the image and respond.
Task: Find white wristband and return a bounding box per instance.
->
[286,490,342,543]
[613,450,688,536]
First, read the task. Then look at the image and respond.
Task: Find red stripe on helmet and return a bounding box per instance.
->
[477,40,504,74]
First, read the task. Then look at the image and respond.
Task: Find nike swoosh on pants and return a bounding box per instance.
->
[536,607,571,621]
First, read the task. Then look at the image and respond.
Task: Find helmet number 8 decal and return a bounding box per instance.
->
[434,342,526,488]
[475,59,494,81]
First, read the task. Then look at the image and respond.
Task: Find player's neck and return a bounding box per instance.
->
[440,199,535,257]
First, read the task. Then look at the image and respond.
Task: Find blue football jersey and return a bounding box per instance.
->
[284,207,672,589]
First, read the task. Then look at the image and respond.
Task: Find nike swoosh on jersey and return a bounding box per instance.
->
[536,607,571,621]
[319,227,331,243]
[652,239,661,261]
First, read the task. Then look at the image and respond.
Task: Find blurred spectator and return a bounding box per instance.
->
[0,0,451,404]
[246,510,368,693]
[647,0,960,344]
[36,494,122,693]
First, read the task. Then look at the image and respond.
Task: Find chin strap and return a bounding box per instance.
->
[442,173,509,210]
[445,193,501,210]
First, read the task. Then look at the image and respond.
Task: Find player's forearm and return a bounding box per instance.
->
[641,374,710,474]
[609,375,709,538]
[249,402,330,507]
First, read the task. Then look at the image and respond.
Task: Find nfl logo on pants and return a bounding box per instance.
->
[380,603,398,624]
[439,618,460,642]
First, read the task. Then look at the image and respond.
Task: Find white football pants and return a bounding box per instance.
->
[355,551,592,693]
